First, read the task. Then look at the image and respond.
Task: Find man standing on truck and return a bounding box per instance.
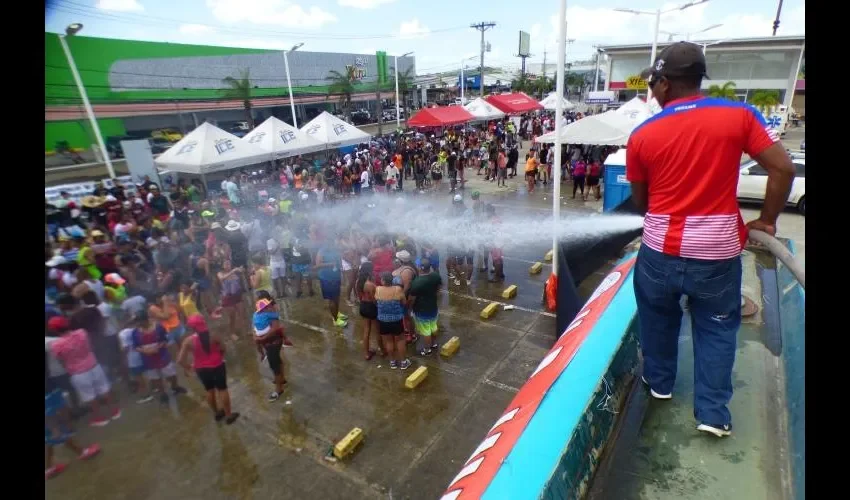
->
[626,43,795,438]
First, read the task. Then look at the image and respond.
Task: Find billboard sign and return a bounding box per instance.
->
[518,31,531,57]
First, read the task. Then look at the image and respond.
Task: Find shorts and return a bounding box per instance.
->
[270,263,287,280]
[265,343,283,376]
[167,324,186,345]
[45,388,67,418]
[498,168,507,179]
[221,293,242,308]
[525,171,537,180]
[586,176,600,187]
[144,362,178,381]
[359,301,378,320]
[70,365,111,403]
[129,365,146,377]
[196,364,228,391]
[320,280,341,300]
[413,314,439,337]
[379,320,405,336]
[292,263,311,277]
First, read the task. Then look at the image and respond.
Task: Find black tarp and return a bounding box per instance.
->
[555,197,644,338]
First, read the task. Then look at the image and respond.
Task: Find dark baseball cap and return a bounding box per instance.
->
[640,42,709,81]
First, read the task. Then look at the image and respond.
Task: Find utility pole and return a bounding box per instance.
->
[772,0,784,35]
[593,45,603,92]
[471,22,496,96]
[542,49,547,80]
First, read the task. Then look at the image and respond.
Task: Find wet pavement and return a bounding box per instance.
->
[46,183,611,500]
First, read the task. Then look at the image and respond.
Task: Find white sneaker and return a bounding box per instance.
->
[641,376,672,400]
[697,423,732,437]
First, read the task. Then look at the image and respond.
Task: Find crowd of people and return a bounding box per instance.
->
[44,111,617,480]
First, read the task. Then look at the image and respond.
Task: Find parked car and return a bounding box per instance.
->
[151,128,183,142]
[800,138,805,151]
[149,138,172,154]
[737,157,805,215]
[350,110,372,125]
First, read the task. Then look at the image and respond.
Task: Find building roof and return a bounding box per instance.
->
[600,35,805,53]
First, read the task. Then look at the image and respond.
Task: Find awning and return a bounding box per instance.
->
[539,93,576,111]
[536,110,649,146]
[407,106,475,128]
[485,92,543,114]
[154,122,269,174]
[463,98,506,121]
[242,116,325,159]
[300,111,372,148]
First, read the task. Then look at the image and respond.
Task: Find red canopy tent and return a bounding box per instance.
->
[407,106,475,128]
[484,92,544,114]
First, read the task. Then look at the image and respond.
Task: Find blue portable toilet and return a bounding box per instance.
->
[602,148,631,212]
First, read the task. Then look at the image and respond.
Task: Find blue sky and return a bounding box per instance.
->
[46,0,805,75]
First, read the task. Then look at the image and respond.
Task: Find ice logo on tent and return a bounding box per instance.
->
[214,139,235,155]
[248,133,266,144]
[305,124,321,135]
[279,130,296,143]
[176,141,198,155]
[333,124,347,136]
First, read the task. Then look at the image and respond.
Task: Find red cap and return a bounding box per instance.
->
[186,314,208,333]
[47,316,70,333]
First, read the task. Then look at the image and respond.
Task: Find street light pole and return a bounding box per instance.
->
[58,24,116,179]
[593,47,603,92]
[552,0,567,277]
[284,42,303,128]
[395,51,413,129]
[614,1,710,101]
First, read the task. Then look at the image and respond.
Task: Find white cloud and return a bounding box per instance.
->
[206,0,337,29]
[179,24,215,36]
[96,0,144,11]
[398,18,430,39]
[338,0,396,9]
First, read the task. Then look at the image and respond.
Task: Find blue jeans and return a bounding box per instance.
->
[634,245,742,426]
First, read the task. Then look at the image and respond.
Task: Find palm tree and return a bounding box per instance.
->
[221,69,255,128]
[326,69,356,122]
[707,81,737,100]
[392,66,415,127]
[564,73,585,100]
[749,89,780,113]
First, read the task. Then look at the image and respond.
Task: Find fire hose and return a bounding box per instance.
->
[748,229,805,290]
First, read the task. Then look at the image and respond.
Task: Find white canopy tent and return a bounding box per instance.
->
[243,116,325,159]
[616,97,654,121]
[536,108,652,146]
[154,122,269,174]
[463,98,506,121]
[539,92,576,111]
[300,111,372,149]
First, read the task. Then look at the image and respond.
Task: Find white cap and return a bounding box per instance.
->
[453,194,463,202]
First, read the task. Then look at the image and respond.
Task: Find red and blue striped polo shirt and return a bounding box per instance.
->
[626,96,778,260]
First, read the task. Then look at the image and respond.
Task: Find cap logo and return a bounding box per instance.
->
[655,59,665,71]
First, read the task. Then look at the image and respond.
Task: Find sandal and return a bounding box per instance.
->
[365,350,376,361]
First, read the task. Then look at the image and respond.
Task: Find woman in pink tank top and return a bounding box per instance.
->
[177,314,239,425]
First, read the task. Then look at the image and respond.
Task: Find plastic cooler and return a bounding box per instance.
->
[603,149,631,212]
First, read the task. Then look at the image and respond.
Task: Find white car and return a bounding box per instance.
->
[737,155,805,215]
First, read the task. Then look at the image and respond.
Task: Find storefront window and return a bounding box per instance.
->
[610,54,651,82]
[705,49,796,81]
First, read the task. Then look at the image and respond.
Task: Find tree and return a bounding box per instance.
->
[392,66,415,127]
[326,69,356,122]
[511,73,531,93]
[221,69,255,128]
[533,76,553,98]
[564,73,586,99]
[749,89,780,112]
[707,81,737,100]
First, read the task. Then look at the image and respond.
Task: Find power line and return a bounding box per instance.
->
[470,22,497,98]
